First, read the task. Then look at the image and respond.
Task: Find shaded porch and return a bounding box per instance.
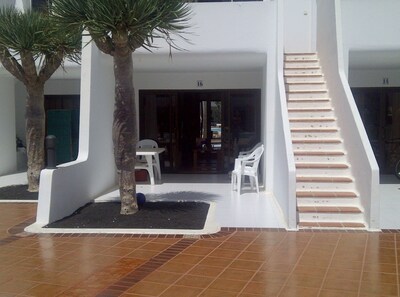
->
[96,174,286,229]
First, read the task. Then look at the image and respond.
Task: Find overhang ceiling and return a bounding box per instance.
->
[131,52,267,73]
[349,49,400,70]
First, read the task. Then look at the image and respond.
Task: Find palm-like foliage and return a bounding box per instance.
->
[0,6,81,192]
[51,0,191,214]
[51,0,190,53]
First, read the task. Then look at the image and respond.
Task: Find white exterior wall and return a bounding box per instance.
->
[316,0,380,230]
[14,0,30,11]
[0,0,30,11]
[341,0,400,50]
[283,0,316,53]
[36,38,116,224]
[133,71,263,92]
[341,0,400,79]
[0,77,17,176]
[1,0,15,7]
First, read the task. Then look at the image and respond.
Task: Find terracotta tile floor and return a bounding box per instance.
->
[1,203,400,296]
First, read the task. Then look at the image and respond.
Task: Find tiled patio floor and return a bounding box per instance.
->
[1,203,400,296]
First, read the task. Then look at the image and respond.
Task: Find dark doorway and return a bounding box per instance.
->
[45,95,80,164]
[139,90,261,173]
[352,87,400,174]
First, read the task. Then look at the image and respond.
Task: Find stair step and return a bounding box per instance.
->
[286,84,327,93]
[296,179,356,190]
[288,98,330,102]
[287,89,328,94]
[284,69,323,75]
[296,176,353,183]
[285,52,317,55]
[298,206,362,213]
[296,191,357,198]
[286,81,325,85]
[299,212,364,223]
[290,117,335,122]
[288,108,333,112]
[292,139,342,144]
[293,150,345,156]
[285,59,319,63]
[296,163,349,169]
[298,222,366,229]
[290,121,338,129]
[291,128,339,133]
[295,156,347,164]
[288,102,332,111]
[285,65,321,70]
[297,198,359,207]
[293,144,344,152]
[284,73,323,77]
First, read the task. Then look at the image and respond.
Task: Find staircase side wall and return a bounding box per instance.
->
[272,0,297,230]
[315,0,380,230]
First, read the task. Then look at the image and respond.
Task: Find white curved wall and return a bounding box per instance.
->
[36,38,116,224]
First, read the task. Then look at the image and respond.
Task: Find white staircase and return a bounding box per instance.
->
[284,53,366,229]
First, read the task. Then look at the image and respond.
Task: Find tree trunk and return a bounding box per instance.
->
[25,83,46,192]
[113,51,138,215]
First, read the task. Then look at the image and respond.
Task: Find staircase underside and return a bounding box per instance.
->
[285,52,366,230]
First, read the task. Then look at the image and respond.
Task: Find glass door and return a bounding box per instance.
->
[139,89,261,173]
[352,87,400,174]
[139,91,178,172]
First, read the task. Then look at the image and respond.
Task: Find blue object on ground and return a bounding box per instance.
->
[137,192,146,206]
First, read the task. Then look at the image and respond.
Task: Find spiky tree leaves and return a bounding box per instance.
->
[0,6,81,192]
[51,0,190,214]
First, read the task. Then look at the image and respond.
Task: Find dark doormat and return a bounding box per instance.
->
[0,185,38,200]
[44,201,210,230]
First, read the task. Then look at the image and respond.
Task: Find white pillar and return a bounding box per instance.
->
[0,77,17,176]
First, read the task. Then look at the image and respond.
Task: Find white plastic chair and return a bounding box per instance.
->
[238,142,262,158]
[231,145,264,194]
[135,139,161,181]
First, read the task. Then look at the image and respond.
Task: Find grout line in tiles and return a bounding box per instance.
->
[316,233,342,296]
[236,231,292,296]
[270,233,315,296]
[155,232,237,296]
[193,231,264,296]
[395,236,399,297]
[357,234,369,297]
[91,238,197,296]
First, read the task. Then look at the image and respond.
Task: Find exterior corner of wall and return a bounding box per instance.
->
[369,172,381,230]
[36,169,56,225]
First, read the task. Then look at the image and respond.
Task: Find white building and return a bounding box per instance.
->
[1,0,399,230]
